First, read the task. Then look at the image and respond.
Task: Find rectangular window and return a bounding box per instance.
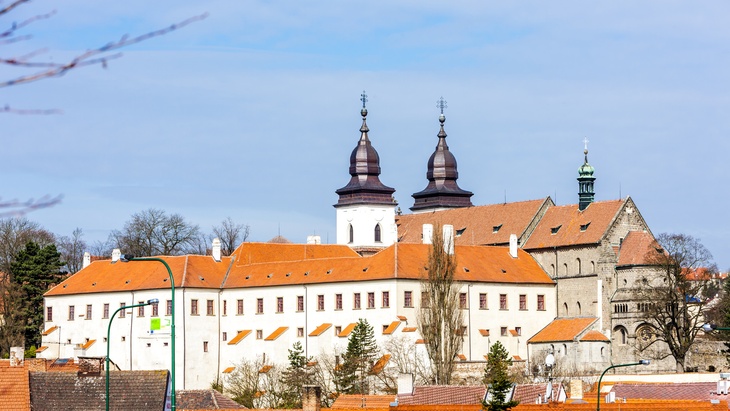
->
[191,299,198,315]
[404,291,413,308]
[537,295,545,311]
[277,297,284,313]
[119,303,125,318]
[47,306,53,322]
[317,295,325,311]
[297,327,304,337]
[166,300,172,316]
[237,299,244,315]
[459,293,467,309]
[138,302,145,317]
[479,293,487,310]
[368,292,375,309]
[515,327,522,336]
[500,294,507,310]
[257,298,263,314]
[151,302,159,317]
[68,305,75,321]
[86,304,92,320]
[421,291,430,308]
[256,330,263,339]
[501,326,507,336]
[297,295,304,312]
[103,304,110,319]
[222,332,227,341]
[519,294,527,311]
[335,294,343,310]
[203,341,208,353]
[353,293,361,309]
[382,291,390,308]
[335,326,342,335]
[207,300,214,316]
[223,300,227,316]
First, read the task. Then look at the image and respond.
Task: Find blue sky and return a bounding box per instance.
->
[2,1,729,269]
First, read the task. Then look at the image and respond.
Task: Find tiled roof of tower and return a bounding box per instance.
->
[523,199,624,249]
[223,243,553,288]
[45,255,232,296]
[528,317,598,343]
[617,231,660,266]
[397,198,550,245]
[0,362,30,411]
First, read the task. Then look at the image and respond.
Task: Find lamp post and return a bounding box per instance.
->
[703,323,730,332]
[106,298,158,411]
[120,255,176,411]
[596,360,650,411]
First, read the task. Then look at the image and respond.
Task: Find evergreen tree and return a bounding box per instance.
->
[482,342,518,411]
[335,318,378,394]
[281,341,313,408]
[9,241,65,349]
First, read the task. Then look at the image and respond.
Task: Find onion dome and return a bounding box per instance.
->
[411,98,473,212]
[335,92,396,207]
[578,145,596,211]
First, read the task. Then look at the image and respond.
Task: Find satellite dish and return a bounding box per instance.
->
[545,353,555,367]
[545,381,553,400]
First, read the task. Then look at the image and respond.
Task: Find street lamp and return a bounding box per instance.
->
[120,255,177,411]
[703,323,730,332]
[106,298,158,411]
[596,360,650,411]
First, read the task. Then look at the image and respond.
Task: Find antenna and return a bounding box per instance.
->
[619,183,622,199]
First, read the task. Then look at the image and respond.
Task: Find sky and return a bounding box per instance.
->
[2,1,729,269]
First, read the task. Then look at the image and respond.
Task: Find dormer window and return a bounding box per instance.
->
[551,225,562,235]
[374,224,382,243]
[580,222,590,232]
[456,227,466,237]
[493,224,502,233]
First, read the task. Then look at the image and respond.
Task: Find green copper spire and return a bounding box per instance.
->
[578,138,595,211]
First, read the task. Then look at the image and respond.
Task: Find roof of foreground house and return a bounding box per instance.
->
[397,385,486,405]
[331,394,394,409]
[396,198,551,245]
[528,317,600,343]
[0,362,30,411]
[606,382,730,402]
[177,389,246,409]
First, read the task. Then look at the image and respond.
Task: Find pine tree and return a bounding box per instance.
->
[281,341,313,408]
[482,342,518,411]
[9,241,65,349]
[336,319,378,395]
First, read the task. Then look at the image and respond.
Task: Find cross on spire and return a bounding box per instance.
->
[360,90,368,108]
[583,137,590,151]
[436,96,447,114]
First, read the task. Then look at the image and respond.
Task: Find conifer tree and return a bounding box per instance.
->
[282,341,313,408]
[482,342,518,411]
[336,318,378,394]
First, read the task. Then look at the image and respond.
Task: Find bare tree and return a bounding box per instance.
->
[0,217,54,275]
[375,335,431,394]
[109,208,201,256]
[633,233,716,372]
[56,227,86,273]
[417,226,464,384]
[212,217,250,256]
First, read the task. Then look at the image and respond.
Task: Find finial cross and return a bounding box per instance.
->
[360,90,368,108]
[583,137,589,150]
[436,96,447,114]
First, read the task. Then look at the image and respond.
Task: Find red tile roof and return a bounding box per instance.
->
[398,385,486,405]
[227,330,251,345]
[41,326,58,336]
[331,394,394,409]
[523,200,624,250]
[370,354,391,375]
[383,321,400,335]
[402,327,417,333]
[617,231,660,266]
[528,317,598,343]
[309,323,331,337]
[339,323,357,337]
[264,327,288,341]
[0,363,30,411]
[396,198,551,246]
[608,382,730,401]
[580,330,609,342]
[232,242,359,265]
[512,383,564,404]
[479,329,490,337]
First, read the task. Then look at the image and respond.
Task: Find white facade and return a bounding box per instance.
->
[335,204,397,247]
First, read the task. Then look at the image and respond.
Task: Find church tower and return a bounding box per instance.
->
[577,139,596,211]
[411,97,473,213]
[334,92,398,249]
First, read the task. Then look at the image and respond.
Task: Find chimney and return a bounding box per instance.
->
[302,385,321,411]
[82,252,91,269]
[509,234,518,258]
[422,224,433,244]
[306,235,321,245]
[9,347,23,367]
[111,249,121,263]
[77,356,102,377]
[569,379,583,400]
[443,224,454,255]
[397,373,414,395]
[212,238,221,262]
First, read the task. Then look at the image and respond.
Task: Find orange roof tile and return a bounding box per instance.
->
[339,323,357,337]
[396,198,551,246]
[36,346,48,353]
[370,354,391,375]
[227,330,251,345]
[402,327,417,333]
[478,329,490,337]
[397,315,408,321]
[415,339,425,344]
[80,339,96,350]
[617,231,661,266]
[0,363,30,411]
[309,323,332,337]
[580,330,609,342]
[383,321,400,335]
[528,317,598,343]
[509,329,519,336]
[457,354,466,361]
[331,394,395,409]
[264,327,288,341]
[222,366,235,373]
[231,242,360,265]
[513,355,523,361]
[258,365,272,374]
[41,326,58,336]
[523,199,624,249]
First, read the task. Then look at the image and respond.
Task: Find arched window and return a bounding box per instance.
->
[576,301,582,315]
[576,258,582,275]
[374,224,381,243]
[591,261,596,273]
[563,263,568,276]
[550,264,556,277]
[348,224,354,244]
[563,344,568,355]
[613,326,628,345]
[600,347,605,357]
[563,302,569,317]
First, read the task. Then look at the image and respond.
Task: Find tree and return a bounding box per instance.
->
[482,342,518,411]
[281,341,314,408]
[5,241,64,351]
[633,233,716,372]
[417,226,464,384]
[335,318,379,395]
[109,208,201,256]
[376,335,431,394]
[0,217,54,275]
[56,227,87,274]
[212,217,250,256]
